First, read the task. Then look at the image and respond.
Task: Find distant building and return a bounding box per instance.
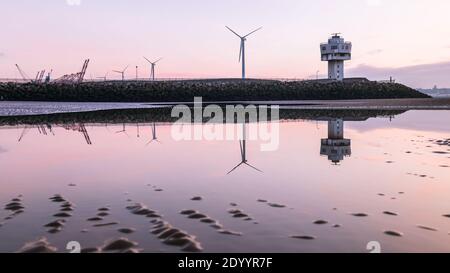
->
[320,34,352,81]
[320,119,351,164]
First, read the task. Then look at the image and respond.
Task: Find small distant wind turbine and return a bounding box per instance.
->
[113,65,129,81]
[143,57,162,81]
[225,26,262,79]
[227,123,262,175]
[97,72,109,81]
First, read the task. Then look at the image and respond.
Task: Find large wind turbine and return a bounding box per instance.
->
[225,26,262,79]
[113,65,129,81]
[143,57,162,81]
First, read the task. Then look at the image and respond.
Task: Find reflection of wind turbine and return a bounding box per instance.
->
[116,123,130,137]
[227,123,262,175]
[225,26,262,79]
[113,65,129,81]
[143,57,162,81]
[147,123,161,145]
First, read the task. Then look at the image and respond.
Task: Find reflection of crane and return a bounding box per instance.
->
[79,124,92,145]
[18,126,29,142]
[147,123,161,145]
[227,123,262,175]
[18,124,54,142]
[37,125,48,135]
[61,123,92,145]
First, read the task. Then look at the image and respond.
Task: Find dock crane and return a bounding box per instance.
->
[34,70,46,83]
[15,64,30,82]
[54,59,90,84]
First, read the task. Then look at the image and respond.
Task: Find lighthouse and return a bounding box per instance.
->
[320,33,352,81]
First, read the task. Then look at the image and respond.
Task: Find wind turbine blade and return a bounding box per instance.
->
[239,140,244,159]
[123,65,129,72]
[244,27,262,38]
[226,26,242,38]
[244,163,263,173]
[227,162,245,175]
[112,70,122,73]
[153,58,163,64]
[143,57,152,64]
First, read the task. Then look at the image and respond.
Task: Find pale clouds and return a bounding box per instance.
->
[347,61,450,88]
[366,49,383,56]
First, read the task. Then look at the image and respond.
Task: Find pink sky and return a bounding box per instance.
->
[0,0,449,87]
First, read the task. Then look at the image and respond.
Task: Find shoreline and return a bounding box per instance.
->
[0,98,449,117]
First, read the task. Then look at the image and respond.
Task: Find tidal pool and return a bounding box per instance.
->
[0,109,449,253]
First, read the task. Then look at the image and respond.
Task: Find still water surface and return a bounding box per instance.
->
[0,109,449,253]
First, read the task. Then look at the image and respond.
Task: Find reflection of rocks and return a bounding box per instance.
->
[181,209,243,236]
[17,237,57,253]
[101,238,140,253]
[3,196,25,223]
[128,202,203,252]
[320,119,351,164]
[47,195,75,233]
[351,213,369,217]
[417,225,438,232]
[291,235,316,240]
[384,230,403,237]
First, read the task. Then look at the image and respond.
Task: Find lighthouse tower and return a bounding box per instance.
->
[320,33,352,81]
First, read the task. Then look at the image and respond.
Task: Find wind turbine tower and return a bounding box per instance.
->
[226,26,262,80]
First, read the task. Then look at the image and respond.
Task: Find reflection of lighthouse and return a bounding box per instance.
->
[320,119,351,164]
